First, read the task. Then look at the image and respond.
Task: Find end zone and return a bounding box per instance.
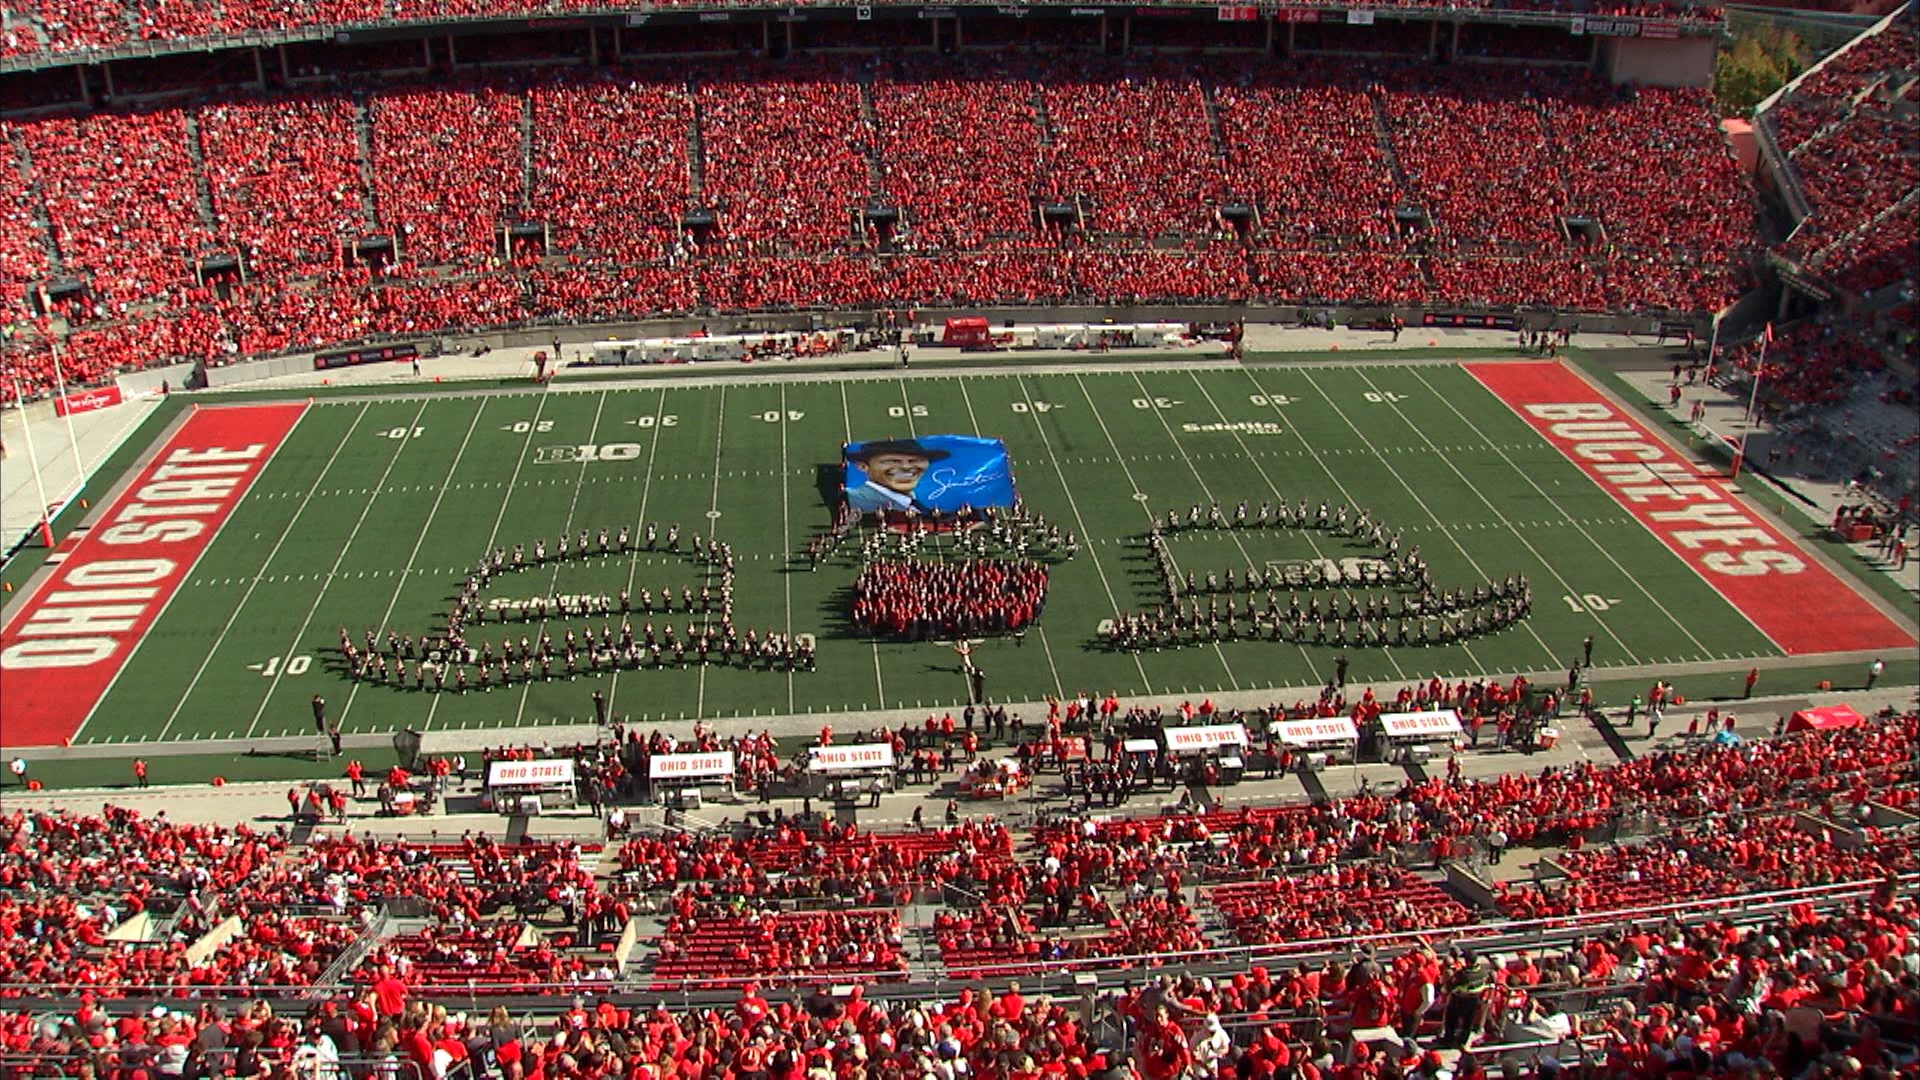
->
[1466,361,1913,657]
[0,403,307,748]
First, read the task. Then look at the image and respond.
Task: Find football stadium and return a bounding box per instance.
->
[0,0,1917,1075]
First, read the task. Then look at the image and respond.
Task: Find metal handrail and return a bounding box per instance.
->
[1,870,1905,1000]
[0,0,1728,74]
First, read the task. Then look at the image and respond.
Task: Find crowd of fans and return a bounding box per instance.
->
[0,704,1915,1080]
[1765,14,1920,299]
[0,56,1771,400]
[1725,321,1886,408]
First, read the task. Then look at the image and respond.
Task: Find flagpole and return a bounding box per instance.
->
[1705,312,1721,381]
[1732,338,1766,481]
[7,379,55,547]
[47,339,87,482]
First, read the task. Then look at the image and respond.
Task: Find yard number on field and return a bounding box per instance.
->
[1010,401,1057,413]
[251,654,312,676]
[889,404,929,418]
[1247,395,1296,407]
[759,411,806,422]
[1363,391,1409,403]
[1133,397,1183,410]
[1562,594,1622,613]
[383,427,425,439]
[506,420,555,433]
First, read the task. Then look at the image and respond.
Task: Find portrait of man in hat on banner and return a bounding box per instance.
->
[844,439,951,514]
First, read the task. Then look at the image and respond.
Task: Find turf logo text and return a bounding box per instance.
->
[1521,403,1803,578]
[4,446,271,669]
[0,403,305,747]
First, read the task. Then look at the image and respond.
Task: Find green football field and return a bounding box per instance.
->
[48,362,1799,746]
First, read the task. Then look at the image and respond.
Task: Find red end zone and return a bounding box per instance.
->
[1467,362,1914,657]
[0,403,306,748]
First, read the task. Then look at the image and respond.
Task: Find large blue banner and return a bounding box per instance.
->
[842,435,1016,515]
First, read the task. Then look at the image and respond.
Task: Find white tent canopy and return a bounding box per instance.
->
[487,759,576,788]
[1162,723,1249,755]
[648,750,736,781]
[1270,716,1361,748]
[1378,709,1464,739]
[807,744,897,773]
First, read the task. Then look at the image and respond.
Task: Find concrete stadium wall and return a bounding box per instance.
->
[1602,36,1716,87]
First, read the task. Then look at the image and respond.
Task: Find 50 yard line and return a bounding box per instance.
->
[242,400,429,739]
[841,381,889,710]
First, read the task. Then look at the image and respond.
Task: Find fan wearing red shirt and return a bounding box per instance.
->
[372,966,409,1019]
[1133,1003,1192,1080]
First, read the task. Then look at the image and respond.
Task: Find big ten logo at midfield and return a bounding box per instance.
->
[535,438,673,465]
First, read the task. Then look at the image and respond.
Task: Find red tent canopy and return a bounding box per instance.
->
[1787,704,1865,733]
[942,317,991,348]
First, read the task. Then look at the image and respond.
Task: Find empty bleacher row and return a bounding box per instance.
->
[0,58,1760,400]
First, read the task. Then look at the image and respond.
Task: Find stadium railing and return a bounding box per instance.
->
[0,871,1905,1006]
[0,0,1726,72]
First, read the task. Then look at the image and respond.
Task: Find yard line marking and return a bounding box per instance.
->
[1009,375,1154,695]
[243,400,432,739]
[694,386,727,722]
[338,399,490,729]
[514,386,610,730]
[840,382,888,710]
[1301,369,1557,669]
[1180,373,1361,679]
[423,389,554,733]
[1414,366,1708,656]
[151,405,358,745]
[1081,373,1250,689]
[779,384,795,713]
[956,378,1065,700]
[1243,371,1484,680]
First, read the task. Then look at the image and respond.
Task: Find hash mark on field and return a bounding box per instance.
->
[1413,367,1708,658]
[1300,368,1558,668]
[155,404,367,744]
[245,399,433,739]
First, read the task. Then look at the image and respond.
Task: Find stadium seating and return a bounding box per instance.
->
[527,74,692,266]
[696,66,871,253]
[0,699,1912,1080]
[1764,15,1920,297]
[0,58,1774,398]
[0,0,1729,57]
[197,94,370,276]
